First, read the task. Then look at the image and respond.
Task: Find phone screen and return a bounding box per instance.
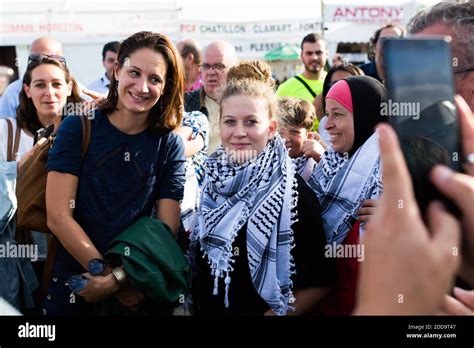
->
[382,37,463,213]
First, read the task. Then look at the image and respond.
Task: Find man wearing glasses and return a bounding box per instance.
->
[408,1,474,112]
[0,36,64,119]
[184,40,237,154]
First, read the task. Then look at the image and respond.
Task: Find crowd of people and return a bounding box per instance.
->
[0,1,473,317]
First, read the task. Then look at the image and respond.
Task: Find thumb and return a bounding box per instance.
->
[428,201,461,271]
[307,132,315,140]
[453,287,474,309]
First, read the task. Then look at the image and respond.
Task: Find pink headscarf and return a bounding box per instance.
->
[325,80,353,113]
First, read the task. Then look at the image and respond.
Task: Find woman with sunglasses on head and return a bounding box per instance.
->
[44,31,186,315]
[1,54,82,162]
[0,54,82,313]
[189,78,335,316]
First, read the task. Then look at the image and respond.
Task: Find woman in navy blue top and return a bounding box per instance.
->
[44,31,186,315]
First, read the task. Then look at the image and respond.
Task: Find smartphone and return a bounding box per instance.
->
[382,37,463,215]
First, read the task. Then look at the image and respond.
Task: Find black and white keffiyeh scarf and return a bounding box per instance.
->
[189,136,298,315]
[292,156,317,181]
[307,133,382,244]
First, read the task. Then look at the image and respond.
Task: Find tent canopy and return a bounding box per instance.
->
[264,44,301,61]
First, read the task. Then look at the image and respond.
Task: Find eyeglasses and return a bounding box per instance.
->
[28,53,67,66]
[201,63,226,72]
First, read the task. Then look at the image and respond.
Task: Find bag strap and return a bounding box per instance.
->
[154,132,170,212]
[6,118,13,162]
[41,116,92,300]
[6,119,22,161]
[13,123,21,161]
[294,75,316,98]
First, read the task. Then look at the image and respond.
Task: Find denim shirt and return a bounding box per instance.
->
[0,161,39,310]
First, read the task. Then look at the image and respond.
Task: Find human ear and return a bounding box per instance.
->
[268,118,278,139]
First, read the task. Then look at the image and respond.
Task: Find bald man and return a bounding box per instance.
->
[176,39,203,92]
[0,36,64,118]
[184,40,237,154]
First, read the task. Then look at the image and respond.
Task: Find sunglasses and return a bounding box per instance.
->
[28,53,67,66]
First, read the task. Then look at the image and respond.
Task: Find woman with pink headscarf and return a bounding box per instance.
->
[308,75,387,314]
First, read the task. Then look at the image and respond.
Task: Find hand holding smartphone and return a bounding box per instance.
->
[382,37,463,216]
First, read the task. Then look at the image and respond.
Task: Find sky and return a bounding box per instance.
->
[178,0,443,21]
[0,0,445,22]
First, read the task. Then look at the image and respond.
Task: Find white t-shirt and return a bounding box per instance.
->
[0,117,34,162]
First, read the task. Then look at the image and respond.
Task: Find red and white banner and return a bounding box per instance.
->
[324,5,403,24]
[0,1,180,45]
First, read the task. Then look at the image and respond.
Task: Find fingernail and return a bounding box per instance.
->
[375,125,387,140]
[453,287,469,296]
[432,165,452,184]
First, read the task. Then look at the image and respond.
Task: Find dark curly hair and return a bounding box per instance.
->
[99,31,185,132]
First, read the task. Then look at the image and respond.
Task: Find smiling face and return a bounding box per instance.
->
[280,126,308,158]
[325,98,354,154]
[24,63,72,122]
[220,94,277,162]
[114,47,167,116]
